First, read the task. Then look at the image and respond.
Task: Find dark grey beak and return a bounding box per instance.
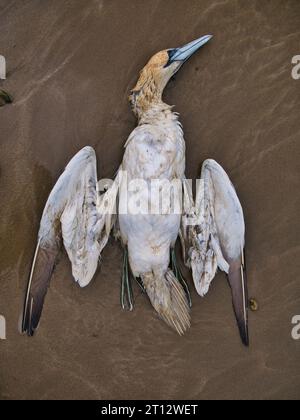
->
[166,35,213,67]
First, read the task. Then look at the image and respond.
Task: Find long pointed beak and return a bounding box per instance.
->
[167,35,213,65]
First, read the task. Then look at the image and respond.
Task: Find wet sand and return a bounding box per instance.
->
[0,0,300,400]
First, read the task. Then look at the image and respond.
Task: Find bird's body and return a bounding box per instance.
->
[120,105,184,275]
[22,35,249,345]
[119,103,190,331]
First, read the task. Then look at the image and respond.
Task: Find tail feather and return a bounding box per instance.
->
[142,269,191,335]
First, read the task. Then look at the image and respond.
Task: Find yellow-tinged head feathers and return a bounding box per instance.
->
[129,35,213,119]
[129,50,176,117]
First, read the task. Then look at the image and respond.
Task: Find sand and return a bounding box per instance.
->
[0,0,300,400]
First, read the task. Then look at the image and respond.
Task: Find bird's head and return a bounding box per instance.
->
[129,35,212,118]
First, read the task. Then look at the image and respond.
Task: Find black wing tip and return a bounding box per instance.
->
[21,326,36,337]
[21,245,57,338]
[236,315,249,347]
[21,293,42,337]
[21,320,38,337]
[227,265,249,348]
[21,303,36,337]
[242,336,250,347]
[21,314,36,337]
[27,329,36,337]
[240,325,250,347]
[244,339,250,347]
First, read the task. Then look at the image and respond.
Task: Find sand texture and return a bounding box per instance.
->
[0,0,299,400]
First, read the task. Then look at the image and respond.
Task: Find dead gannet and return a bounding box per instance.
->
[22,35,249,346]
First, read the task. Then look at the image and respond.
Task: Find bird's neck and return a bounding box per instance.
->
[138,101,179,126]
[130,77,177,125]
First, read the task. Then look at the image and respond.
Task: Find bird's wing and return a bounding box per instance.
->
[181,159,248,345]
[22,146,120,336]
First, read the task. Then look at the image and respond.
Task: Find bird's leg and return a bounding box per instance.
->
[171,248,192,308]
[121,247,134,311]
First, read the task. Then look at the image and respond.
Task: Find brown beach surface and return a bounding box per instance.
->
[0,0,300,400]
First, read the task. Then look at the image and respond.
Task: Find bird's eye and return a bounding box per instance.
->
[164,49,177,68]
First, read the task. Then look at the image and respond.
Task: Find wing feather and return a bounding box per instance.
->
[182,159,249,345]
[22,147,119,336]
